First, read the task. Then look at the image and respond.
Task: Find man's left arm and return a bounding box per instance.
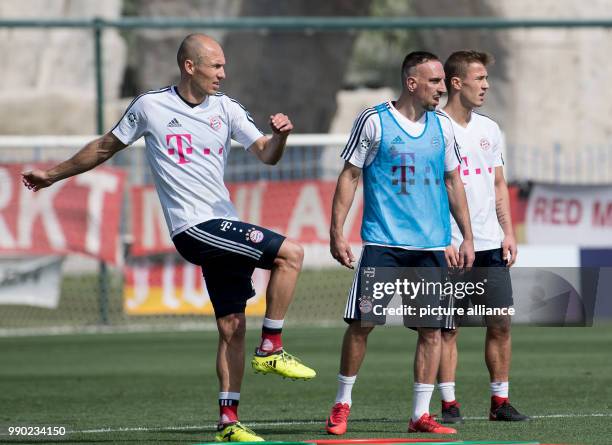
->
[440,115,474,267]
[444,169,475,268]
[494,167,517,266]
[249,113,293,165]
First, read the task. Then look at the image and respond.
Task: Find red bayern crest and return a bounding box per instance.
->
[210,115,222,130]
[480,138,491,151]
[359,298,373,314]
[247,229,264,243]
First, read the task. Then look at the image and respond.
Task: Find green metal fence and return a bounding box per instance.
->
[2,16,612,133]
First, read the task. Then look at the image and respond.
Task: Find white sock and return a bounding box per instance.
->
[335,374,357,406]
[218,392,240,424]
[490,381,509,398]
[438,382,456,403]
[411,383,435,421]
[219,391,240,402]
[263,317,284,329]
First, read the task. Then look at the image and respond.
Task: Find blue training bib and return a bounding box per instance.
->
[361,103,451,248]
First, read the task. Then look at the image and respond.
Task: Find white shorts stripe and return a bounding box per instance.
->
[187,228,261,259]
[190,226,263,257]
[187,230,260,261]
[344,253,364,319]
[186,229,260,261]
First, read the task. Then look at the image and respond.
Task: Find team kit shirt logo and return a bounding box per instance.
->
[111,87,264,237]
[480,137,491,151]
[210,115,223,130]
[443,111,505,251]
[127,112,138,127]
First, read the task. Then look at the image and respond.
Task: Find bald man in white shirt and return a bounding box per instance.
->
[22,33,316,443]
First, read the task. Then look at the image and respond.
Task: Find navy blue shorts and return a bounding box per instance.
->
[444,248,514,329]
[172,219,285,318]
[343,245,447,326]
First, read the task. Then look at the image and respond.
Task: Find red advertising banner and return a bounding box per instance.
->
[526,184,612,246]
[130,181,365,257]
[0,163,125,264]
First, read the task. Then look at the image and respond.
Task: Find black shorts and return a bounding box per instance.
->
[343,245,447,328]
[445,248,514,329]
[173,219,285,318]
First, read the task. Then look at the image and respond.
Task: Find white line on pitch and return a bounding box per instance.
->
[70,413,612,434]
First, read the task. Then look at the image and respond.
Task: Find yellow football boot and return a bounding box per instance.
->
[215,422,264,442]
[251,349,316,380]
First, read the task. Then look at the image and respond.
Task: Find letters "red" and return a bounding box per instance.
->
[166,134,193,164]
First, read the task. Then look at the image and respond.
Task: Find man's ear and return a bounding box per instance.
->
[184,59,195,75]
[406,76,418,93]
[450,76,462,91]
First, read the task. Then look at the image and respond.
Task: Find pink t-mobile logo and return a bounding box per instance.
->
[391,152,416,195]
[458,156,493,178]
[166,134,193,164]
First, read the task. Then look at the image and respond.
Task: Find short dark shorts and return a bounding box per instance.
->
[343,245,447,328]
[173,219,285,318]
[444,247,514,329]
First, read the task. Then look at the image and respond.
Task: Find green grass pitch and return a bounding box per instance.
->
[1,325,611,444]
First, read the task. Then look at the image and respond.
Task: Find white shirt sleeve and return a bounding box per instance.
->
[341,108,379,168]
[437,112,461,172]
[225,97,265,150]
[492,123,505,167]
[111,96,148,145]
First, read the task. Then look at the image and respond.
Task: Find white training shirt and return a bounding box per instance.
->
[112,86,264,237]
[442,110,505,251]
[341,101,461,250]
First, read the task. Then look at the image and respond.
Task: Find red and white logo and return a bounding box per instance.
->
[480,138,491,151]
[359,298,373,314]
[247,229,264,243]
[210,116,222,130]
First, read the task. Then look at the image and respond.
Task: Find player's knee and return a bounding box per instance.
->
[347,322,374,338]
[487,315,511,339]
[418,327,441,346]
[276,240,304,271]
[217,313,246,343]
[441,329,459,343]
[488,323,510,340]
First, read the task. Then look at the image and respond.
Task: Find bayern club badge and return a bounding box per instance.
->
[359,298,373,314]
[480,137,491,151]
[246,228,264,243]
[210,115,222,130]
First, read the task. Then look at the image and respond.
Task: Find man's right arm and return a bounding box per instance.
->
[22,132,127,191]
[330,161,361,269]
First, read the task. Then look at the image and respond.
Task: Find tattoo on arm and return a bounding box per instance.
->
[496,197,510,227]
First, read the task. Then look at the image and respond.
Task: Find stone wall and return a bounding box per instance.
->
[492,0,612,161]
[126,0,241,94]
[0,0,125,134]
